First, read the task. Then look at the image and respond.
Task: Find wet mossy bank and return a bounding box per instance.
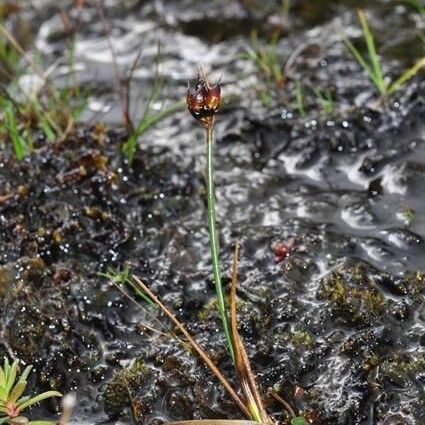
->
[0,91,424,423]
[1,0,425,423]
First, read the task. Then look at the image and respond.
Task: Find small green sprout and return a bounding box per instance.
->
[295,80,306,118]
[291,417,308,425]
[400,205,415,226]
[241,30,286,107]
[312,86,334,116]
[0,358,61,425]
[122,46,184,165]
[344,9,425,97]
[242,30,285,89]
[402,0,425,16]
[1,102,29,161]
[98,265,156,307]
[0,22,87,157]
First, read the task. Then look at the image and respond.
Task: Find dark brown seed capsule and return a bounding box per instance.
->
[204,83,221,112]
[186,68,221,129]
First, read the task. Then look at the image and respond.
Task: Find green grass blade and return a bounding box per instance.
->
[295,80,306,118]
[241,46,259,63]
[357,9,386,93]
[125,279,157,307]
[122,101,183,165]
[312,87,325,102]
[325,89,334,114]
[387,56,425,94]
[4,104,28,160]
[99,266,157,308]
[312,87,334,115]
[402,0,425,15]
[344,38,382,91]
[121,134,138,166]
[39,118,56,142]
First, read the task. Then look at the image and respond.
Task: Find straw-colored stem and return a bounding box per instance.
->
[132,276,249,418]
[206,125,235,363]
[230,244,272,424]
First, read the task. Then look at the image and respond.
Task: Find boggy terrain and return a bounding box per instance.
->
[0,0,424,424]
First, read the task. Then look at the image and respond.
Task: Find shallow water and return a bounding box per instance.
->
[0,1,424,424]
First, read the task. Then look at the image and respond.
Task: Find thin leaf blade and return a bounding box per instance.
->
[16,391,62,413]
[358,9,385,91]
[387,56,425,94]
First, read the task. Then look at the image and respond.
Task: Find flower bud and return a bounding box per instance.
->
[186,68,221,129]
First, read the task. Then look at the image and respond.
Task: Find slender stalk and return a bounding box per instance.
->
[206,126,235,363]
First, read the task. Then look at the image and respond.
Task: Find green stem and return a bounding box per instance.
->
[206,126,235,363]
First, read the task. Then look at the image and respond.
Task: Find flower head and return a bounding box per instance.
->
[186,68,221,129]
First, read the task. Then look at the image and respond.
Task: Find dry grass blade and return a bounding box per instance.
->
[110,280,176,339]
[131,275,251,418]
[169,421,260,425]
[124,46,143,127]
[283,42,310,82]
[0,193,13,204]
[230,243,272,425]
[94,0,133,132]
[268,390,296,419]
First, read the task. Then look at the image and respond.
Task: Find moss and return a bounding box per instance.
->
[198,294,254,321]
[84,206,111,221]
[104,360,149,417]
[362,352,380,374]
[350,262,367,285]
[198,295,271,338]
[198,297,219,321]
[0,266,14,297]
[317,270,385,326]
[398,271,424,297]
[282,258,316,284]
[381,353,425,385]
[291,330,315,349]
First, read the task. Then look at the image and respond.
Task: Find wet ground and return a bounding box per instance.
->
[0,0,424,424]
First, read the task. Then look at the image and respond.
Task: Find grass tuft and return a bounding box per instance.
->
[401,0,425,16]
[242,30,285,90]
[295,80,306,118]
[1,101,29,160]
[98,265,156,307]
[344,9,425,97]
[312,86,334,115]
[122,47,184,165]
[0,22,88,159]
